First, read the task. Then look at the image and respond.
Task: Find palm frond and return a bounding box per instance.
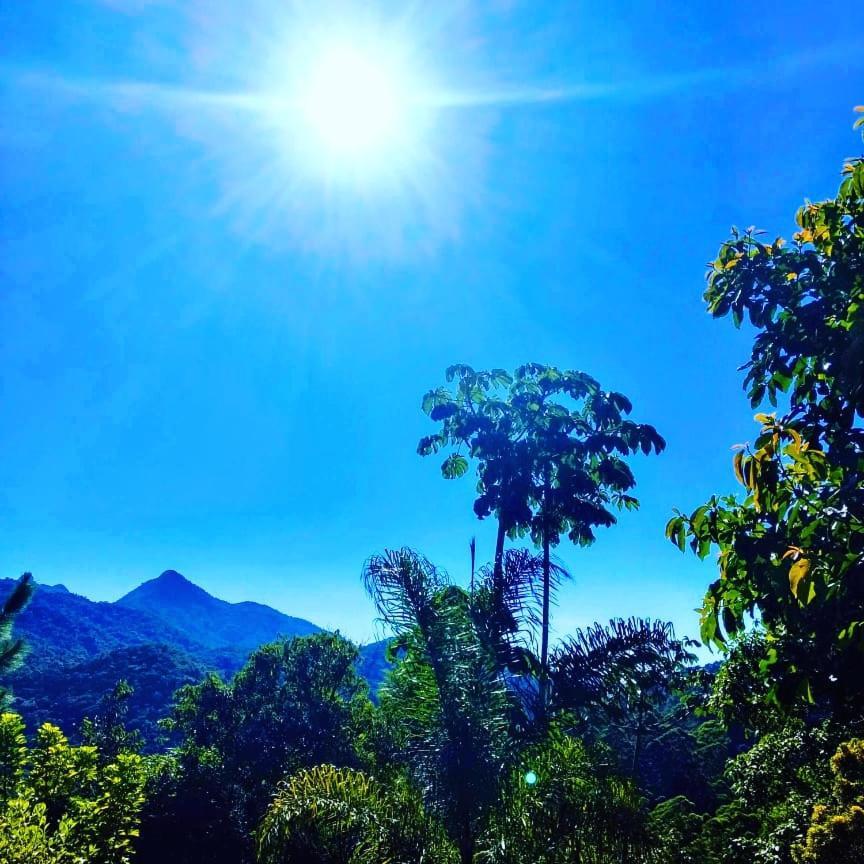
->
[0,574,33,683]
[257,764,457,864]
[1,573,33,619]
[362,549,448,636]
[472,549,544,672]
[0,574,33,643]
[551,617,696,717]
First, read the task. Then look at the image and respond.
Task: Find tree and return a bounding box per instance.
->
[0,574,34,707]
[0,712,146,864]
[420,364,664,710]
[666,117,864,717]
[549,617,697,777]
[363,548,515,864]
[137,633,372,864]
[80,680,143,761]
[361,548,677,863]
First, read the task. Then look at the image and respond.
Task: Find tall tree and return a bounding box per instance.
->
[419,364,665,710]
[418,365,530,584]
[667,119,864,717]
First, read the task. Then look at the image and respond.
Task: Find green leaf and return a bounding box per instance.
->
[441,454,469,479]
[664,516,686,551]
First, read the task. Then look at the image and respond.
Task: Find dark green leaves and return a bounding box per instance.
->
[0,573,34,703]
[418,363,664,552]
[441,453,469,479]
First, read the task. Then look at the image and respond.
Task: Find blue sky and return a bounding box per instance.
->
[1,0,863,646]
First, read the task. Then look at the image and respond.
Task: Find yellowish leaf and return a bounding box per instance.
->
[733,451,745,486]
[789,558,811,599]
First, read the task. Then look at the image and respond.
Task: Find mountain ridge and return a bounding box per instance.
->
[1,571,390,744]
[116,569,321,653]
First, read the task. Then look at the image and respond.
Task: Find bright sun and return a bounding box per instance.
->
[297,43,408,160]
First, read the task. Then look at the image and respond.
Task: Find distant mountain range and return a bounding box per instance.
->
[1,571,389,746]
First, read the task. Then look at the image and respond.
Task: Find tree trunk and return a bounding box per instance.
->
[539,529,551,714]
[631,689,646,776]
[539,473,551,716]
[493,518,506,585]
[459,821,474,864]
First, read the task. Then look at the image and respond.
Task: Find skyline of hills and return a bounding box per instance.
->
[0,571,389,744]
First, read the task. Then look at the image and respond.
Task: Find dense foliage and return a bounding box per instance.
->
[794,737,864,863]
[666,125,864,717]
[136,633,372,864]
[0,712,146,864]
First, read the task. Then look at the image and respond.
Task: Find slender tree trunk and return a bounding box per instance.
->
[459,821,474,864]
[539,473,551,716]
[631,689,646,776]
[493,517,506,584]
[539,529,551,713]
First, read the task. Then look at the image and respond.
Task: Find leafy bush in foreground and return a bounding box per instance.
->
[0,712,145,864]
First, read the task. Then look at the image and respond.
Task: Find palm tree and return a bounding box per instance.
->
[550,617,697,775]
[362,548,515,864]
[257,764,457,864]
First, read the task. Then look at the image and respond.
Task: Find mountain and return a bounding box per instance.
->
[0,578,209,671]
[116,570,321,653]
[0,572,390,744]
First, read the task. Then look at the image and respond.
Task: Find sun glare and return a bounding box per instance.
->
[191,12,478,254]
[298,44,405,158]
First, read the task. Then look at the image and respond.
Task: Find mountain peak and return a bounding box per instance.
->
[115,570,321,652]
[118,570,213,607]
[156,569,192,586]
